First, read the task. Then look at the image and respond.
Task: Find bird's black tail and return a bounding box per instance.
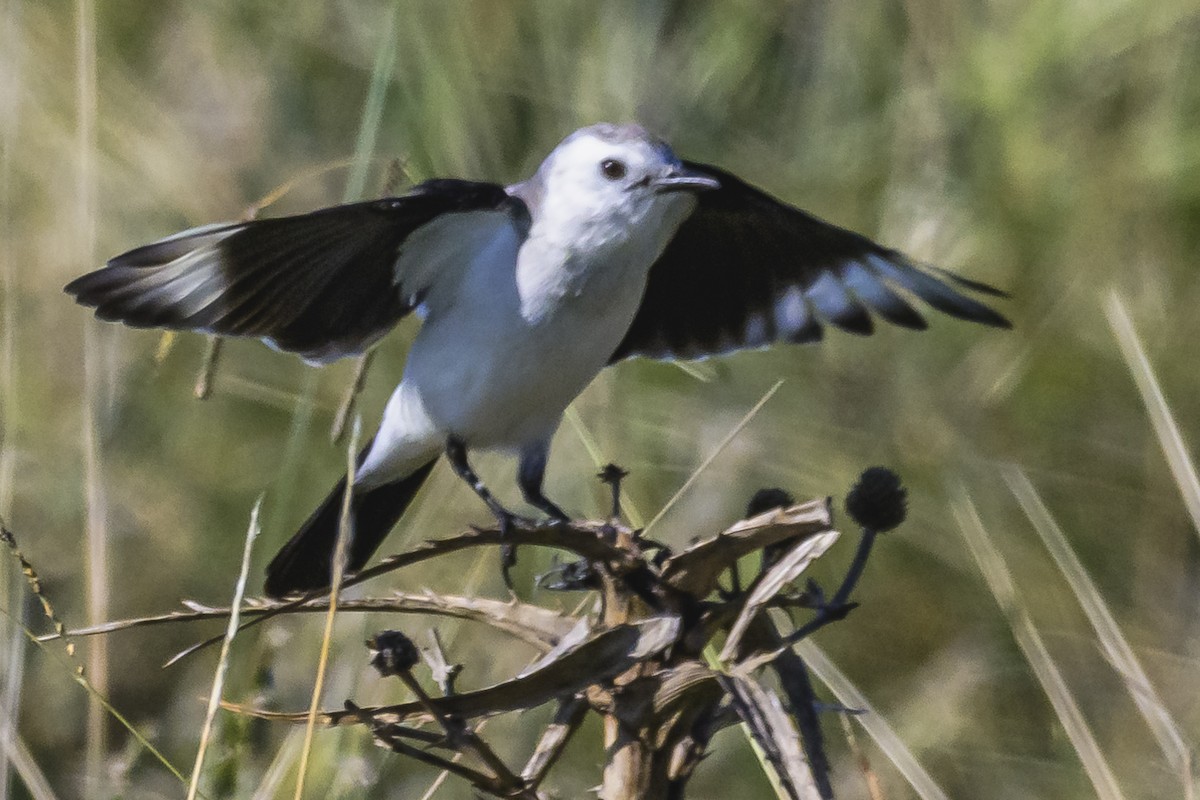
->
[263,454,438,599]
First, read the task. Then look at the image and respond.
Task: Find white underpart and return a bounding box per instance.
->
[356,132,697,489]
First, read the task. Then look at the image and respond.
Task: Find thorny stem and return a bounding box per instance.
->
[165,519,636,666]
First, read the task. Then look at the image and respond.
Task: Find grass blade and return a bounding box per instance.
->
[341,3,398,206]
[644,379,785,533]
[1003,466,1196,794]
[2,522,194,789]
[1105,291,1200,542]
[186,499,262,800]
[795,640,951,800]
[73,0,109,788]
[0,704,58,800]
[952,486,1128,800]
[293,418,360,800]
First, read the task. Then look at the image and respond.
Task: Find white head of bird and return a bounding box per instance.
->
[518,123,719,259]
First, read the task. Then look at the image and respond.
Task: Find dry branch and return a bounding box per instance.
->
[225,616,681,727]
[66,465,905,799]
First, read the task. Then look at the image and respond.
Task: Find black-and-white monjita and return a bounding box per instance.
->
[66,123,1010,598]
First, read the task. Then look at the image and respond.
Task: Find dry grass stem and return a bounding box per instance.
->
[293,417,360,800]
[1005,466,1195,788]
[0,703,58,800]
[953,488,1128,800]
[1105,291,1200,542]
[644,379,785,533]
[186,499,262,800]
[795,640,950,800]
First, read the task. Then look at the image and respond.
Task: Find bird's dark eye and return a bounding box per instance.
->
[600,158,627,181]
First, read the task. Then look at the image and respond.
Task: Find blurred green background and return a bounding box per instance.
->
[1,1,1198,798]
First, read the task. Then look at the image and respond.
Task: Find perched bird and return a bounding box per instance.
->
[66,123,1009,598]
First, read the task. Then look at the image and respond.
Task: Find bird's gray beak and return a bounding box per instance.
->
[652,166,721,194]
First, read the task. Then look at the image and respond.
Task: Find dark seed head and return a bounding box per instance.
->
[845,467,907,533]
[367,629,420,676]
[597,463,630,484]
[750,488,799,574]
[745,487,796,518]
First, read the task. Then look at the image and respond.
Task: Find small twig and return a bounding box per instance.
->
[55,592,572,654]
[186,499,261,800]
[781,531,873,646]
[406,673,520,789]
[330,350,374,443]
[840,712,885,800]
[193,337,223,400]
[349,701,493,788]
[422,629,462,696]
[358,719,447,747]
[368,631,529,796]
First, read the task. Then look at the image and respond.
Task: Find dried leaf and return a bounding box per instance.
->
[652,660,722,720]
[724,673,825,800]
[739,616,835,800]
[661,500,832,596]
[720,531,840,662]
[519,617,592,678]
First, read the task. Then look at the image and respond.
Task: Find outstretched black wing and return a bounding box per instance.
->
[66,179,522,362]
[610,162,1009,362]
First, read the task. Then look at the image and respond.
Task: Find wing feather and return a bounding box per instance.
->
[610,162,1009,362]
[66,180,521,362]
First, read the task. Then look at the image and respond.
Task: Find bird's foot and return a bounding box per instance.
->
[535,512,570,529]
[524,493,570,528]
[496,510,533,592]
[536,555,598,592]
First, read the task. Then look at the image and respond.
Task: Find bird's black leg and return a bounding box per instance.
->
[444,435,521,521]
[444,436,525,587]
[517,443,569,523]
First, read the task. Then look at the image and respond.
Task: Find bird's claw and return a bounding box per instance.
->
[496,511,530,592]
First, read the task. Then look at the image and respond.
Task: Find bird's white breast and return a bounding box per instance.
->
[400,193,694,448]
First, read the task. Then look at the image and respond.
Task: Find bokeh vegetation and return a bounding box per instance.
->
[1,1,1198,798]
